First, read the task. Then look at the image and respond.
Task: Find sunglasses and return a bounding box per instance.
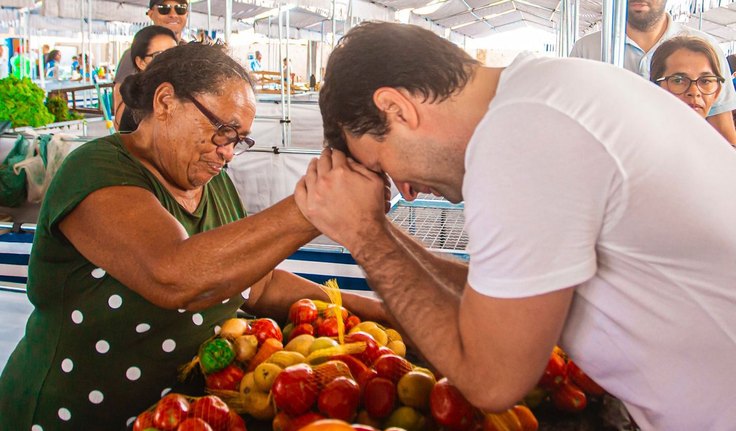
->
[154,3,188,15]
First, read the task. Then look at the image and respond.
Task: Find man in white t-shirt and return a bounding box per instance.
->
[295,22,736,430]
[569,0,736,145]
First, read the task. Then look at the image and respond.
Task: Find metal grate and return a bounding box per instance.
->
[415,193,447,201]
[388,202,468,252]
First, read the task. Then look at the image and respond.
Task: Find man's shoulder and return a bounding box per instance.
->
[569,31,603,59]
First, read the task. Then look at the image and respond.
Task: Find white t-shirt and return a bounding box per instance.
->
[464,53,736,431]
[569,14,736,117]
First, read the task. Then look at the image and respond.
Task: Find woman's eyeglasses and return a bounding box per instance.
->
[143,50,166,59]
[656,74,724,95]
[187,97,255,155]
[154,4,188,15]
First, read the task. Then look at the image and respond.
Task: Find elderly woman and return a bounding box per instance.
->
[0,44,385,430]
[650,36,726,124]
[115,25,178,132]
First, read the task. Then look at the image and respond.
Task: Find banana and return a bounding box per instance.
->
[266,350,306,368]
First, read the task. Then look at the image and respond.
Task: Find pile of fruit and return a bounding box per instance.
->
[132,393,246,431]
[525,347,606,414]
[183,291,541,431]
[134,281,609,431]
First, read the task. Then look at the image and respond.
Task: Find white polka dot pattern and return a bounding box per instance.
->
[178,309,186,313]
[108,295,123,309]
[95,340,110,354]
[126,417,136,427]
[162,339,176,353]
[91,268,106,278]
[58,408,71,421]
[241,288,251,300]
[31,425,43,431]
[61,358,74,373]
[71,310,83,324]
[192,313,203,326]
[136,323,151,333]
[126,366,141,381]
[214,325,221,335]
[161,387,172,397]
[88,390,104,404]
[222,298,230,304]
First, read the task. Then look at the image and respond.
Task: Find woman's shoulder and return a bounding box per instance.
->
[58,134,145,182]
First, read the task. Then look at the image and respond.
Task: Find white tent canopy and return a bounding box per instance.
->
[3,0,736,46]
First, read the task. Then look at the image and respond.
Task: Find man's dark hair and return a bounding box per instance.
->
[120,43,254,123]
[319,21,480,154]
[130,25,177,72]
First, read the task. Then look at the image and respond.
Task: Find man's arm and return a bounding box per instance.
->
[294,149,571,411]
[707,111,736,146]
[389,223,468,294]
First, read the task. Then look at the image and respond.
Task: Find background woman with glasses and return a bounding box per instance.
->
[650,36,727,130]
[0,43,387,430]
[113,0,189,131]
[116,25,178,132]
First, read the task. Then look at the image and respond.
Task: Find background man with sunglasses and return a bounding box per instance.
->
[569,0,736,145]
[113,0,188,127]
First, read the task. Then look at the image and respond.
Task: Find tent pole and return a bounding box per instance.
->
[207,0,212,37]
[278,3,286,147]
[225,0,232,45]
[320,21,325,81]
[80,1,85,82]
[601,0,627,67]
[87,0,93,84]
[268,16,272,70]
[331,0,336,49]
[286,6,291,147]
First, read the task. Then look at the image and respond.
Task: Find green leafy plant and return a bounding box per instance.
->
[0,76,55,127]
[45,94,83,123]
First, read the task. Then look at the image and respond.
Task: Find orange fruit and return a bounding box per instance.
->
[298,418,355,431]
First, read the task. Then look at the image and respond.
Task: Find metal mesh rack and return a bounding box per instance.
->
[388,197,468,253]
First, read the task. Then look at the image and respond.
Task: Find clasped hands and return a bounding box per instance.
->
[294,148,392,250]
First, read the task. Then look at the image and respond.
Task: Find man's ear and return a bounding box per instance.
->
[373,87,420,130]
[152,82,178,121]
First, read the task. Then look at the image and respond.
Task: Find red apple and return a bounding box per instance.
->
[190,395,229,431]
[363,377,396,419]
[345,332,381,365]
[430,378,475,431]
[318,377,361,422]
[153,393,190,431]
[271,363,319,416]
[289,299,319,325]
[372,354,412,383]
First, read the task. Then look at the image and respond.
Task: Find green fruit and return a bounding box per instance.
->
[199,338,235,374]
[384,406,425,431]
[397,371,436,410]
